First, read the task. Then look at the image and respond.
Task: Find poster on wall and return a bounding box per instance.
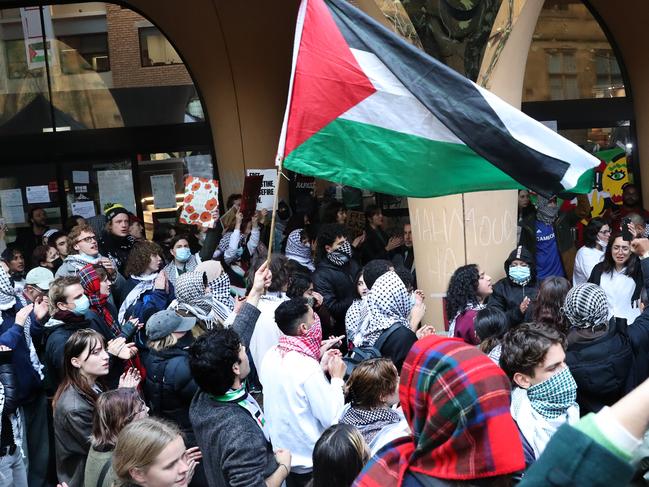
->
[150,174,177,209]
[71,200,96,219]
[246,169,277,211]
[26,185,50,204]
[0,189,25,224]
[97,170,137,214]
[179,176,219,228]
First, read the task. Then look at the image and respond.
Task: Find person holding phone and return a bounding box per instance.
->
[588,231,643,323]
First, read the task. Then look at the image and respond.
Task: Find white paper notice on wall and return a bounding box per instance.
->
[71,200,96,219]
[150,174,177,209]
[0,189,25,224]
[26,185,50,204]
[97,170,137,214]
[185,155,213,179]
[246,169,277,211]
[72,170,90,184]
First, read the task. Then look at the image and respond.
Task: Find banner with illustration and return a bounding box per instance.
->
[179,176,219,228]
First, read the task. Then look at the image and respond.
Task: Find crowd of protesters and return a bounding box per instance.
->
[2,183,649,487]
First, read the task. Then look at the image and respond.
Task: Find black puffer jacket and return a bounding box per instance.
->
[313,258,361,326]
[487,246,538,328]
[566,317,635,415]
[142,333,197,444]
[98,232,135,275]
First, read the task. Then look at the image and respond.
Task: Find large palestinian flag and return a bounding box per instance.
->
[276,0,599,198]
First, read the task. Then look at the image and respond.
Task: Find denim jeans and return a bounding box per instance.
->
[0,447,28,487]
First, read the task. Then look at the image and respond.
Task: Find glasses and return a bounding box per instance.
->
[76,235,97,244]
[598,229,611,235]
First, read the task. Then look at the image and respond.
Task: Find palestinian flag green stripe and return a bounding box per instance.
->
[284,118,527,197]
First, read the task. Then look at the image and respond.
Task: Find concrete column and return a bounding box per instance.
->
[408,0,544,329]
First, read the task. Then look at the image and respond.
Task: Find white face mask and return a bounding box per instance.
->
[597,239,608,249]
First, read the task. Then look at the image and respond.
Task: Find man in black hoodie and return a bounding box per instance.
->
[487,246,538,328]
[98,204,135,275]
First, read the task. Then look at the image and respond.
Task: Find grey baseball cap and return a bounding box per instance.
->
[146,309,196,341]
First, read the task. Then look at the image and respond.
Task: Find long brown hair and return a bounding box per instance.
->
[53,328,106,408]
[91,388,144,451]
[533,276,571,334]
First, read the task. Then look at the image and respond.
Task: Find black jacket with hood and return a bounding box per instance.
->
[487,246,538,328]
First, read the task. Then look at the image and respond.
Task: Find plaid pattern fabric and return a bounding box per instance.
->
[79,264,119,336]
[563,283,609,329]
[354,335,524,486]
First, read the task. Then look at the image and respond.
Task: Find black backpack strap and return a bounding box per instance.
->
[374,322,404,352]
[97,456,112,487]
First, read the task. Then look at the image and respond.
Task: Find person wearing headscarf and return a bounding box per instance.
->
[98,204,136,275]
[562,282,649,415]
[519,193,590,282]
[487,246,538,328]
[171,260,234,331]
[285,228,315,272]
[354,335,525,486]
[360,271,417,371]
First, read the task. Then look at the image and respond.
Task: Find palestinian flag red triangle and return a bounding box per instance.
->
[283,0,376,155]
[276,0,599,198]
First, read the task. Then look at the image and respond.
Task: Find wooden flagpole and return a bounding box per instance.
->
[265,160,284,267]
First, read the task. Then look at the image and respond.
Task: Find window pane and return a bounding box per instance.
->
[523,0,626,101]
[139,27,182,67]
[0,7,54,135]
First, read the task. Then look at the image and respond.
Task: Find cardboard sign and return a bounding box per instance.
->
[241,175,264,220]
[246,169,277,210]
[179,176,219,228]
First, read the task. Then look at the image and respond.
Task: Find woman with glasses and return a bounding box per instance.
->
[589,230,643,323]
[84,388,148,487]
[573,218,610,286]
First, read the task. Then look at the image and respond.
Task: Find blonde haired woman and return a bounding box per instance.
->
[112,418,201,487]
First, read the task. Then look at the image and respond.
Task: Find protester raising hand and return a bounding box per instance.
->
[118,367,141,389]
[14,303,34,327]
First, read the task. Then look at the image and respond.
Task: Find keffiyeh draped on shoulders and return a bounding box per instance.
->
[363,271,411,346]
[173,269,234,327]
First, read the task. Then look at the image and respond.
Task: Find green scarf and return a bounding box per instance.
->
[209,384,269,441]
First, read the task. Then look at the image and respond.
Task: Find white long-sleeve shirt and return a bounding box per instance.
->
[224,227,260,264]
[259,347,345,473]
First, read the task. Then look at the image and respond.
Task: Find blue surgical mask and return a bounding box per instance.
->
[509,265,531,285]
[175,247,192,263]
[72,295,90,316]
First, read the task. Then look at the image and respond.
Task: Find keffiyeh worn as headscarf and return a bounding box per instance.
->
[354,336,525,486]
[79,264,118,336]
[535,196,560,225]
[363,271,411,346]
[174,270,234,325]
[285,229,314,271]
[0,267,16,311]
[563,283,609,329]
[346,297,369,346]
[277,313,323,361]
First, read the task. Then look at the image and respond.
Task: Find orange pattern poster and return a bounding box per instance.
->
[179,176,219,228]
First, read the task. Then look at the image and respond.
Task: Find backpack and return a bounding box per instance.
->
[342,322,402,378]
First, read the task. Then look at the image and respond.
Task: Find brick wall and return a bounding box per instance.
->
[106,4,193,88]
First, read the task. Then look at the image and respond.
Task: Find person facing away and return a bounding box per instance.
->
[260,297,346,486]
[308,424,369,487]
[500,323,580,465]
[188,262,292,487]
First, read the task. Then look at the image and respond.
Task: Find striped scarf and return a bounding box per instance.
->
[209,384,269,441]
[354,335,524,486]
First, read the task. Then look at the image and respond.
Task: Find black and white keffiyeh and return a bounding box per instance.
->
[535,196,560,225]
[285,229,314,271]
[118,272,158,323]
[218,231,246,253]
[363,271,411,346]
[327,240,353,267]
[173,270,234,326]
[340,406,401,444]
[345,297,369,346]
[163,254,200,288]
[0,267,15,311]
[563,283,609,329]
